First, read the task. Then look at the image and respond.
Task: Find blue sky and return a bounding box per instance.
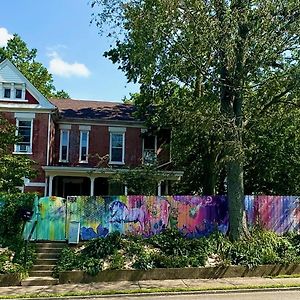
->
[0,0,138,102]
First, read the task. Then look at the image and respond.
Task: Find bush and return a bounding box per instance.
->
[0,193,36,274]
[53,247,83,277]
[227,229,299,268]
[54,228,300,276]
[82,232,122,259]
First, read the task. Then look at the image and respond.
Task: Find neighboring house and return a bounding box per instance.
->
[0,59,182,197]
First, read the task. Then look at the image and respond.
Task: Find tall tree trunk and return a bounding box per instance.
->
[216,0,250,240]
[202,151,217,195]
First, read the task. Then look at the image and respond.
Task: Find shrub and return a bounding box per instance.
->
[0,193,36,274]
[82,232,122,259]
[227,229,299,268]
[81,257,103,275]
[53,247,83,277]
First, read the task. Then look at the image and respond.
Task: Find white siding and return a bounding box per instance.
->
[0,65,25,84]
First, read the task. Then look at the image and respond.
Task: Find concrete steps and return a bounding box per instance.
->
[22,241,66,286]
[22,276,59,286]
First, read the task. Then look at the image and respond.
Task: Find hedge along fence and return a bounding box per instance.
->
[23,195,300,241]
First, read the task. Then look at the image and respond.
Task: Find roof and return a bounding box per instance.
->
[0,59,55,111]
[50,98,140,122]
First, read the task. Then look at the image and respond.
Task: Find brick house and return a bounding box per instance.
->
[0,59,182,197]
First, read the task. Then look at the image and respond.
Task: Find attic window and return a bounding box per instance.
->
[1,83,26,100]
[15,89,22,99]
[4,88,11,98]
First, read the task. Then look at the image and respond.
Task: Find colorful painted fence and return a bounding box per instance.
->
[245,195,300,234]
[23,195,300,241]
[24,195,228,241]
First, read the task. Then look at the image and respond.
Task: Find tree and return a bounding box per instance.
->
[0,34,69,99]
[0,117,36,193]
[91,0,300,240]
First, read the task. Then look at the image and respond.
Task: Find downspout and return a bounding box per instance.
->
[45,113,51,196]
[46,113,51,166]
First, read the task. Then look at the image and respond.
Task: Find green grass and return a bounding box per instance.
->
[2,283,300,299]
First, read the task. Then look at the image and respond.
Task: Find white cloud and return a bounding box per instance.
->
[48,51,91,78]
[0,27,13,47]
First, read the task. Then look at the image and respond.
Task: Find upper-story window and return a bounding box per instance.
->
[14,113,35,154]
[15,89,22,99]
[4,88,11,98]
[143,134,157,165]
[109,127,126,164]
[1,83,25,100]
[79,130,89,163]
[59,129,70,162]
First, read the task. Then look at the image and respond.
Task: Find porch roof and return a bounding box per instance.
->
[43,166,183,181]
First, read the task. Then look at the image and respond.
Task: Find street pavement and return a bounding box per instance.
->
[1,277,300,299]
[87,290,300,300]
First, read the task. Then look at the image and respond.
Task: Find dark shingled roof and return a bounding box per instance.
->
[50,98,140,122]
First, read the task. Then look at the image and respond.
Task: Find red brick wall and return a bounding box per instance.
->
[31,113,49,182]
[53,125,143,168]
[1,111,49,183]
[125,127,142,166]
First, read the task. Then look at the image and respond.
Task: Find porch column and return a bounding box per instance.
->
[44,177,48,197]
[157,181,162,196]
[90,177,95,196]
[48,175,53,196]
[165,180,169,195]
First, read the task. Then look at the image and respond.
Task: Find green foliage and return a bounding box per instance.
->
[109,252,125,270]
[0,193,35,246]
[0,248,24,274]
[82,232,122,259]
[0,193,36,273]
[81,257,103,276]
[0,117,36,193]
[0,34,69,98]
[53,247,84,277]
[227,229,300,268]
[92,0,300,239]
[54,229,300,276]
[110,165,165,195]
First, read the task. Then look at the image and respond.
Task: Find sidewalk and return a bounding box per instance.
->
[1,277,300,299]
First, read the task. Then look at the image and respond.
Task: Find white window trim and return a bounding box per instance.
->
[0,82,26,101]
[109,132,125,165]
[59,129,70,162]
[79,130,89,163]
[14,118,33,154]
[142,135,157,165]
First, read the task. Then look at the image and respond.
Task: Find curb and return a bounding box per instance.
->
[4,286,300,300]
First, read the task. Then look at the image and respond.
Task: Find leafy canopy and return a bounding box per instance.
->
[0,34,69,99]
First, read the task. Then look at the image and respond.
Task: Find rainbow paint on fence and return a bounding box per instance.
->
[23,195,300,241]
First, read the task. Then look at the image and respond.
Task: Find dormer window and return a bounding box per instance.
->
[4,88,11,98]
[15,89,22,99]
[1,83,26,101]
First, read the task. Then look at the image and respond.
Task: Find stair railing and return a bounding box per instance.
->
[24,220,37,268]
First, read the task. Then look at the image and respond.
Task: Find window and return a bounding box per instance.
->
[79,131,89,162]
[59,130,69,162]
[1,83,25,100]
[110,133,125,164]
[4,88,11,98]
[15,89,22,99]
[15,119,33,153]
[143,135,157,165]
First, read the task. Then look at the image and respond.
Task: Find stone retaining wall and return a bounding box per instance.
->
[59,264,300,284]
[0,274,21,286]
